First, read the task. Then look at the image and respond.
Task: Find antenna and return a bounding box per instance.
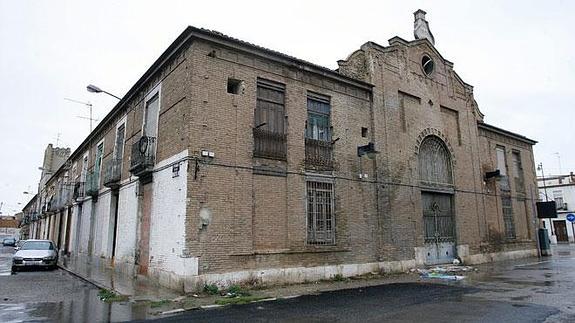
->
[55,133,61,146]
[64,98,95,132]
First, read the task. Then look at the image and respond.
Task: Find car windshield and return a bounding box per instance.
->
[21,241,53,250]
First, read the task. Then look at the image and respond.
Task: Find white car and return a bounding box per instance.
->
[12,240,58,272]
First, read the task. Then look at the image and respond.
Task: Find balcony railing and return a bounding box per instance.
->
[85,170,100,198]
[54,183,74,209]
[130,136,156,177]
[305,138,333,170]
[103,157,122,188]
[253,128,286,160]
[73,181,85,201]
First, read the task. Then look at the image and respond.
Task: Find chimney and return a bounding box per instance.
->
[414,9,435,45]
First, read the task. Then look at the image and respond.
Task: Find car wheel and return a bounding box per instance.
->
[11,266,17,273]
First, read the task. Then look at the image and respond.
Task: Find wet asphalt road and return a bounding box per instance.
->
[2,244,575,322]
[149,246,575,323]
[0,246,143,322]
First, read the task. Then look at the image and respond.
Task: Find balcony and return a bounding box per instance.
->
[103,157,122,188]
[85,170,100,198]
[305,138,334,171]
[130,136,157,177]
[253,128,286,160]
[73,182,85,202]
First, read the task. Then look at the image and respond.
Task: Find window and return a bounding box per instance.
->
[305,93,333,170]
[306,180,335,245]
[421,55,434,76]
[418,136,453,186]
[144,94,160,138]
[361,127,368,138]
[512,151,524,192]
[501,196,515,239]
[81,154,89,182]
[553,190,565,209]
[496,146,507,176]
[95,142,104,185]
[496,146,510,191]
[253,79,286,159]
[227,78,243,94]
[306,94,331,141]
[115,123,125,161]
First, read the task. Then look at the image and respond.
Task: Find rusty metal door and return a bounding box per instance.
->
[422,192,456,264]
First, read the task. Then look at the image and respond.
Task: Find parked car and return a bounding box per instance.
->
[14,239,27,251]
[12,240,58,272]
[2,237,16,247]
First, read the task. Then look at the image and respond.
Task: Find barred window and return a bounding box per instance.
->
[502,196,515,239]
[253,79,286,159]
[306,180,335,245]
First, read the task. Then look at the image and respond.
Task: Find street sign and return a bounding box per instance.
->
[567,214,575,223]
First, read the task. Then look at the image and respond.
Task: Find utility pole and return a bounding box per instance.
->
[65,98,96,132]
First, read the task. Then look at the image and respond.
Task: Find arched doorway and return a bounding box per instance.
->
[418,135,456,265]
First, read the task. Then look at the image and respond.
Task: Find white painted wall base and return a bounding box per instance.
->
[176,247,537,293]
[182,259,416,293]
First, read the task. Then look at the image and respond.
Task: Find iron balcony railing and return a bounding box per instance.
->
[53,183,74,209]
[305,138,334,170]
[103,157,122,188]
[73,181,85,201]
[130,136,156,177]
[253,128,286,160]
[85,170,100,197]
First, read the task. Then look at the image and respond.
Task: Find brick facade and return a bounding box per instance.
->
[27,18,538,291]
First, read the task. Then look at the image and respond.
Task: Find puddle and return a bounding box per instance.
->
[0,289,152,322]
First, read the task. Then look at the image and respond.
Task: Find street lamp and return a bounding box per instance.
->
[87,84,121,100]
[537,162,548,201]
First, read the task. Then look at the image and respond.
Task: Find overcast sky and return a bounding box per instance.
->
[1,0,573,213]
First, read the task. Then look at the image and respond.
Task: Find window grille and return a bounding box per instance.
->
[306,180,335,245]
[253,79,286,159]
[418,136,453,187]
[501,196,516,239]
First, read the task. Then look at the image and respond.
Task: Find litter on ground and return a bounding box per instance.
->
[414,264,476,280]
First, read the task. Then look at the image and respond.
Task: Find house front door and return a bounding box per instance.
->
[554,220,569,243]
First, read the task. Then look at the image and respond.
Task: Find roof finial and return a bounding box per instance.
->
[414,9,435,45]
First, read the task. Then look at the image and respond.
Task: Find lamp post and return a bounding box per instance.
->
[87,84,121,100]
[537,162,548,201]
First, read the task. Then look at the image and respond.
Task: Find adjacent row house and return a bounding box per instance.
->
[24,10,539,292]
[538,173,575,243]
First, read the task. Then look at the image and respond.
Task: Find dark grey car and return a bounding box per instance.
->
[12,240,58,272]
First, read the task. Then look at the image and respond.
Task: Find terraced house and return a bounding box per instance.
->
[26,10,539,292]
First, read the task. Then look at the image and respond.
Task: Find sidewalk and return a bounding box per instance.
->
[58,255,181,302]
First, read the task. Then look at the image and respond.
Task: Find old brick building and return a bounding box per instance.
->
[26,10,538,291]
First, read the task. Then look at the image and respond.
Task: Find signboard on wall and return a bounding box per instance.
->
[536,201,558,218]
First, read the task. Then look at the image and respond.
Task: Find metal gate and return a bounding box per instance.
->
[422,192,456,264]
